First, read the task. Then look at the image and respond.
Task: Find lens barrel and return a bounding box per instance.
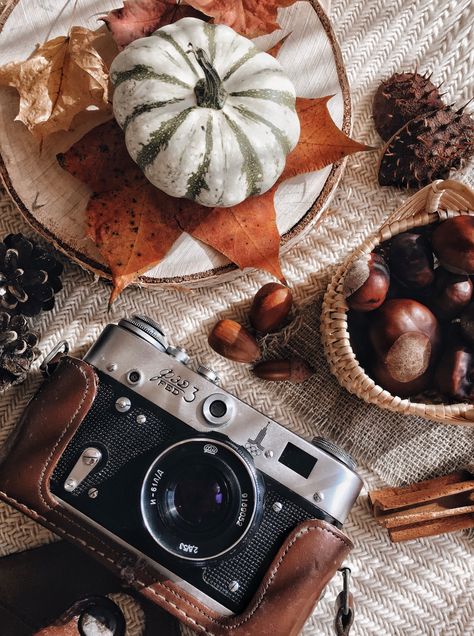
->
[141,437,264,563]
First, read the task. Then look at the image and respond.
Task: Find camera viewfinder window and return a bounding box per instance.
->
[278,442,317,478]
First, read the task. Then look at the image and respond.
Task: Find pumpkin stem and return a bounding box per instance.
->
[190,45,227,109]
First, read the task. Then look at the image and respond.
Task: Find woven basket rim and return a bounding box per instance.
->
[321,179,474,426]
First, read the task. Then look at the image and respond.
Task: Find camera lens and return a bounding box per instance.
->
[141,438,264,563]
[209,400,227,419]
[171,463,227,528]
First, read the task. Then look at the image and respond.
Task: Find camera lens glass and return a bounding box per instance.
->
[170,463,228,529]
[141,438,264,563]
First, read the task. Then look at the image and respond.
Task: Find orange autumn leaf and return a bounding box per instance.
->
[176,186,284,282]
[280,96,373,181]
[186,0,297,37]
[59,95,370,302]
[59,121,181,303]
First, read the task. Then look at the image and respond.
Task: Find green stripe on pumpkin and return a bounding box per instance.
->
[231,104,292,154]
[204,22,216,63]
[223,113,263,198]
[111,64,191,89]
[230,88,295,109]
[136,107,195,169]
[222,47,259,82]
[154,32,200,77]
[185,115,213,200]
[123,98,185,130]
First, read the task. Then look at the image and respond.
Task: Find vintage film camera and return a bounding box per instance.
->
[50,315,363,615]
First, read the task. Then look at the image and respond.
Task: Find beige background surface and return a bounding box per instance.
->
[0,0,473,635]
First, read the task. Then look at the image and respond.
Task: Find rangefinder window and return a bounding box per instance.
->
[279,442,317,478]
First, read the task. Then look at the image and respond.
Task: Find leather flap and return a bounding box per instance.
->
[0,356,98,515]
[141,519,353,636]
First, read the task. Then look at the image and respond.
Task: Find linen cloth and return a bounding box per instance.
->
[0,0,473,634]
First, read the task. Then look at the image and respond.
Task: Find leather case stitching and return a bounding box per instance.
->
[142,524,351,633]
[0,359,352,634]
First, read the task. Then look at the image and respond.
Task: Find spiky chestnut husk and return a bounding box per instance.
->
[378,106,474,189]
[373,72,444,141]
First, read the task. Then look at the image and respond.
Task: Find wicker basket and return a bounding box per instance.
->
[321,179,474,426]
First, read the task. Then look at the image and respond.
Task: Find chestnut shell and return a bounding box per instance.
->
[389,232,434,288]
[432,216,474,275]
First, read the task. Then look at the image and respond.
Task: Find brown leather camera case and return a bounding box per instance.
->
[0,357,353,635]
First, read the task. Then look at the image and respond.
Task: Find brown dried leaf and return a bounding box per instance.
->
[59,120,181,303]
[186,0,297,37]
[101,0,205,49]
[0,27,111,142]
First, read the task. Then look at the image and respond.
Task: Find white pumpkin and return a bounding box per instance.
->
[110,17,300,208]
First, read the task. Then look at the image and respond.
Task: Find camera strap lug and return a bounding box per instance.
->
[334,567,354,636]
[40,340,69,377]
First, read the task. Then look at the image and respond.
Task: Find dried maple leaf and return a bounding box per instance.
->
[281,96,373,180]
[0,27,111,142]
[101,0,205,49]
[59,94,370,303]
[59,120,181,303]
[186,0,297,37]
[176,186,284,282]
[266,32,292,58]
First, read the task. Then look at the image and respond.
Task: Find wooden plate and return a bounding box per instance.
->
[0,0,350,287]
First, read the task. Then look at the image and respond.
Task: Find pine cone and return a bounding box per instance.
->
[0,312,39,391]
[0,234,63,317]
[378,106,474,189]
[373,72,444,141]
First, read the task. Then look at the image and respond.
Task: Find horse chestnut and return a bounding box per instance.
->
[460,303,474,347]
[389,232,434,288]
[369,298,441,397]
[344,253,390,311]
[432,216,474,275]
[434,328,474,402]
[430,267,473,321]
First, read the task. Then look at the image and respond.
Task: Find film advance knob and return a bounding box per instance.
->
[196,364,220,384]
[311,437,357,471]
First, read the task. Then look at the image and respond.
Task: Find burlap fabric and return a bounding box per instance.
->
[1,0,474,634]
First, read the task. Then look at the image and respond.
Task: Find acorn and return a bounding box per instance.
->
[208,319,260,363]
[378,106,474,189]
[253,357,314,383]
[373,71,444,141]
[250,283,293,333]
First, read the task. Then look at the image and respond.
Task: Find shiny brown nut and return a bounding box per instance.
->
[369,298,440,397]
[460,303,474,346]
[253,357,314,383]
[430,267,473,321]
[208,319,260,363]
[432,216,474,275]
[434,328,474,402]
[389,232,434,288]
[250,283,293,333]
[344,253,390,312]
